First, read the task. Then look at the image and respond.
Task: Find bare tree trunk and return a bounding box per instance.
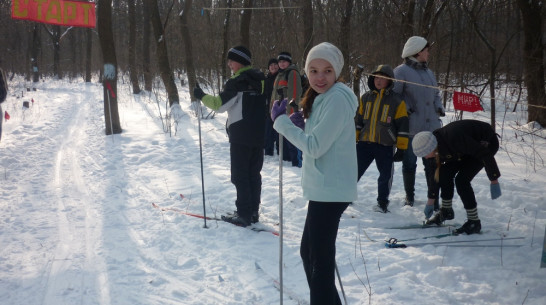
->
[145,0,180,106]
[129,0,141,94]
[142,0,153,91]
[240,0,253,47]
[97,0,122,135]
[45,25,62,79]
[339,0,353,81]
[221,0,233,82]
[180,0,197,101]
[302,0,314,61]
[419,0,447,38]
[402,0,416,37]
[31,25,40,83]
[463,2,498,130]
[517,0,546,126]
[85,28,92,82]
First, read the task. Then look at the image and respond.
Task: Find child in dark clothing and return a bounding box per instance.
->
[412,120,502,235]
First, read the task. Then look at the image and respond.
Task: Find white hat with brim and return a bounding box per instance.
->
[401,36,428,58]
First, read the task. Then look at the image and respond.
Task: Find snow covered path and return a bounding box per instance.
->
[1,79,545,305]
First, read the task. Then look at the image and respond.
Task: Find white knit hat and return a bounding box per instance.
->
[401,36,428,58]
[305,42,344,79]
[412,131,438,157]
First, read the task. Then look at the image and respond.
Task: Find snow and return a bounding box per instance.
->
[1,77,545,305]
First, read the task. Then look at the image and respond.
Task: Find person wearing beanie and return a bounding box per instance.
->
[412,120,502,235]
[271,42,358,304]
[192,46,266,227]
[355,64,409,213]
[264,58,279,156]
[393,36,445,210]
[271,51,303,167]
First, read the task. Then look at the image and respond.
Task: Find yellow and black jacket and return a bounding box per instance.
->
[355,65,409,149]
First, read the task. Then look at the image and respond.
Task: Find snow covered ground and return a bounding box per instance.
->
[0,77,545,305]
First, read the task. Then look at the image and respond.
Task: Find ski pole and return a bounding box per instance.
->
[278,126,284,305]
[277,91,285,305]
[335,262,348,305]
[195,101,207,229]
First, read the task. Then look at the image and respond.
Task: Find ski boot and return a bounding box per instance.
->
[453,219,481,235]
[376,200,389,213]
[221,212,251,227]
[426,207,455,226]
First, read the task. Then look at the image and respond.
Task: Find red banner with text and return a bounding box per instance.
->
[453,91,483,112]
[12,0,96,28]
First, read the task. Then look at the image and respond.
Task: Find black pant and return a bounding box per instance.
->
[356,142,395,202]
[300,201,349,305]
[264,116,277,155]
[230,143,263,218]
[439,157,483,210]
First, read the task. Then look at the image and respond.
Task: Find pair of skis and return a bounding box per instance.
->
[151,202,279,236]
[385,235,526,248]
[369,223,526,248]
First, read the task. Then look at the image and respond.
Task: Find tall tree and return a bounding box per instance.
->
[221,0,233,82]
[85,28,92,83]
[240,0,253,47]
[517,0,546,126]
[339,0,354,81]
[145,0,180,106]
[302,0,314,60]
[128,0,141,94]
[179,0,197,101]
[30,25,40,83]
[97,0,122,135]
[142,0,153,91]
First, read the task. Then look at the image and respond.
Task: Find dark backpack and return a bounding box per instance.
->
[0,68,7,103]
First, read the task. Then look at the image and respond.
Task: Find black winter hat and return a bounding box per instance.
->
[277,52,292,63]
[268,58,278,66]
[227,46,252,66]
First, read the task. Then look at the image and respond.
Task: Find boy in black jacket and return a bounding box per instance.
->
[412,120,502,235]
[193,46,266,227]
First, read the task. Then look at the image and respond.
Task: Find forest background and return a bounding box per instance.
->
[0,0,545,131]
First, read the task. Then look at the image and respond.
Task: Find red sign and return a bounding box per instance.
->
[12,0,96,28]
[453,91,483,112]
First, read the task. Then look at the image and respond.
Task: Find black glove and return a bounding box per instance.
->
[193,84,206,100]
[437,107,446,117]
[393,149,405,162]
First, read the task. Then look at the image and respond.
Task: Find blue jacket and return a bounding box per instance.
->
[393,59,444,136]
[274,82,358,202]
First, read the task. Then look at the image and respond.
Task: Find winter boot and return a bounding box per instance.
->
[403,172,415,207]
[453,219,481,235]
[251,211,259,224]
[221,212,251,227]
[376,200,389,213]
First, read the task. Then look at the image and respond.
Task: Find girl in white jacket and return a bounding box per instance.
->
[271,42,358,305]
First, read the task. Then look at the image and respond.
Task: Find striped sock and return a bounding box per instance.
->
[466,208,479,220]
[441,199,452,209]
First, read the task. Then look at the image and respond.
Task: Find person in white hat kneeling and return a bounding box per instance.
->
[412,120,502,235]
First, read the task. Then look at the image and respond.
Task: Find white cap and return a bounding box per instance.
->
[401,36,428,58]
[412,131,438,157]
[305,42,344,79]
